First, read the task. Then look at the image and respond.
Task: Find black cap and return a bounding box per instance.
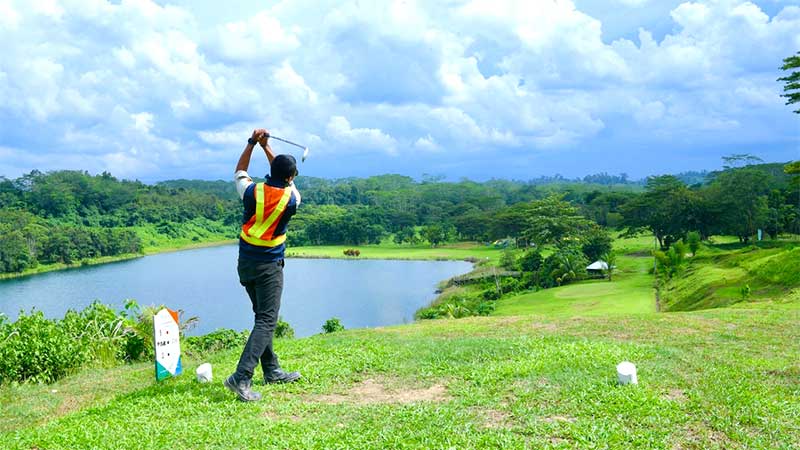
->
[270,154,298,181]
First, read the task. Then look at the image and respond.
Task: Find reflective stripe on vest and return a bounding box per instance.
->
[239,183,292,247]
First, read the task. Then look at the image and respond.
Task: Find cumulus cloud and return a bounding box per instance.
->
[0,0,797,180]
[326,116,398,154]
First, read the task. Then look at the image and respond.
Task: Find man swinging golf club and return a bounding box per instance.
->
[224,128,302,402]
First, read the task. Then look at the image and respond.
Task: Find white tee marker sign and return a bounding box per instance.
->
[154,308,182,381]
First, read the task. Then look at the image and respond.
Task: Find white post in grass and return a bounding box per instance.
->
[617,361,638,385]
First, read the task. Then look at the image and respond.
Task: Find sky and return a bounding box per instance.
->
[0,0,798,183]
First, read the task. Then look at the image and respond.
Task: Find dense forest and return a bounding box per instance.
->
[0,160,797,275]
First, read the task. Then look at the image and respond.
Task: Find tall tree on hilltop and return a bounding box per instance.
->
[778,52,800,114]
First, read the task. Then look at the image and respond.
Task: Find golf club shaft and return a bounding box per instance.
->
[270,135,305,150]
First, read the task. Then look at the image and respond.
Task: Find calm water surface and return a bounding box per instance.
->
[0,245,472,337]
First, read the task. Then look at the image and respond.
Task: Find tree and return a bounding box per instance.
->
[778,52,800,114]
[547,246,588,286]
[601,250,617,281]
[581,225,613,262]
[709,167,770,243]
[722,154,763,170]
[521,195,592,247]
[421,224,455,247]
[621,176,692,249]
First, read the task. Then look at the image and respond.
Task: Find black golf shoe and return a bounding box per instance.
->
[264,369,301,384]
[224,375,262,402]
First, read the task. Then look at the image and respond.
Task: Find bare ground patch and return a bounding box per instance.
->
[474,408,514,429]
[540,415,576,424]
[665,388,688,403]
[311,378,449,405]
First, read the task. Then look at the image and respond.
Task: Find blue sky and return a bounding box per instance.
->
[0,0,798,182]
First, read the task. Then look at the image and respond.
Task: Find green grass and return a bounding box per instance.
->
[2,236,799,448]
[493,243,655,317]
[287,243,503,262]
[662,242,800,311]
[1,305,798,449]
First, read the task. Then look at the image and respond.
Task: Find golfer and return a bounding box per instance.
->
[224,128,302,402]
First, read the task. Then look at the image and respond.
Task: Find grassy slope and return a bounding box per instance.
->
[662,240,800,311]
[2,238,799,449]
[494,236,656,317]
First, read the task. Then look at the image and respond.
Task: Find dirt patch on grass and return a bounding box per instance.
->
[55,393,91,416]
[672,422,733,449]
[540,415,576,424]
[475,408,514,429]
[665,388,688,403]
[312,378,449,405]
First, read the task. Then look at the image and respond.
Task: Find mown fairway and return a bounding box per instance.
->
[1,240,798,449]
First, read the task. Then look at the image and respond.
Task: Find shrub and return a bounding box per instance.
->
[686,231,701,256]
[0,310,88,384]
[275,317,295,339]
[500,277,522,293]
[476,301,496,316]
[518,249,543,273]
[499,248,518,270]
[416,308,440,320]
[482,288,501,300]
[322,317,345,333]
[185,328,248,355]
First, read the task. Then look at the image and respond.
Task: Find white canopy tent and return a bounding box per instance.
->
[586,261,609,271]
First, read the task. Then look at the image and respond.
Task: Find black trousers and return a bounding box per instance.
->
[234,258,284,382]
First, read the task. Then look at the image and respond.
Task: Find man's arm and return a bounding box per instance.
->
[258,133,276,165]
[235,129,268,172]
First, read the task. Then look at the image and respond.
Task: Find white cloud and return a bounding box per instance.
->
[212,11,300,63]
[0,0,796,180]
[326,116,398,154]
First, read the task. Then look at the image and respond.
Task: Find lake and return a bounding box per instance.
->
[0,245,472,337]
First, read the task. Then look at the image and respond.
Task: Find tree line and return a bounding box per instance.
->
[0,161,797,274]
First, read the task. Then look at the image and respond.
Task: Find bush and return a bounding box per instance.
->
[275,317,295,339]
[518,249,543,273]
[482,288,501,300]
[499,248,518,270]
[322,317,345,333]
[416,308,440,320]
[0,310,88,384]
[686,231,701,256]
[500,277,522,293]
[185,329,248,355]
[476,301,496,316]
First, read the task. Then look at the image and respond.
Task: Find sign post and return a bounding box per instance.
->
[154,308,182,381]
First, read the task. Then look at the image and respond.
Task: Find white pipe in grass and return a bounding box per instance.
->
[617,361,638,385]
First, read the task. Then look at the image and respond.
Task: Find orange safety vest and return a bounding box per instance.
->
[240,182,293,247]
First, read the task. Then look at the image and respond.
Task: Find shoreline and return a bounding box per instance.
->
[1,240,492,283]
[0,239,237,281]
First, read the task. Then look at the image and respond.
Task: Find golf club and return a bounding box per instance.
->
[270,135,310,162]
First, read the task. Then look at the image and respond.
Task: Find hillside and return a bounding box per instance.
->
[661,240,800,311]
